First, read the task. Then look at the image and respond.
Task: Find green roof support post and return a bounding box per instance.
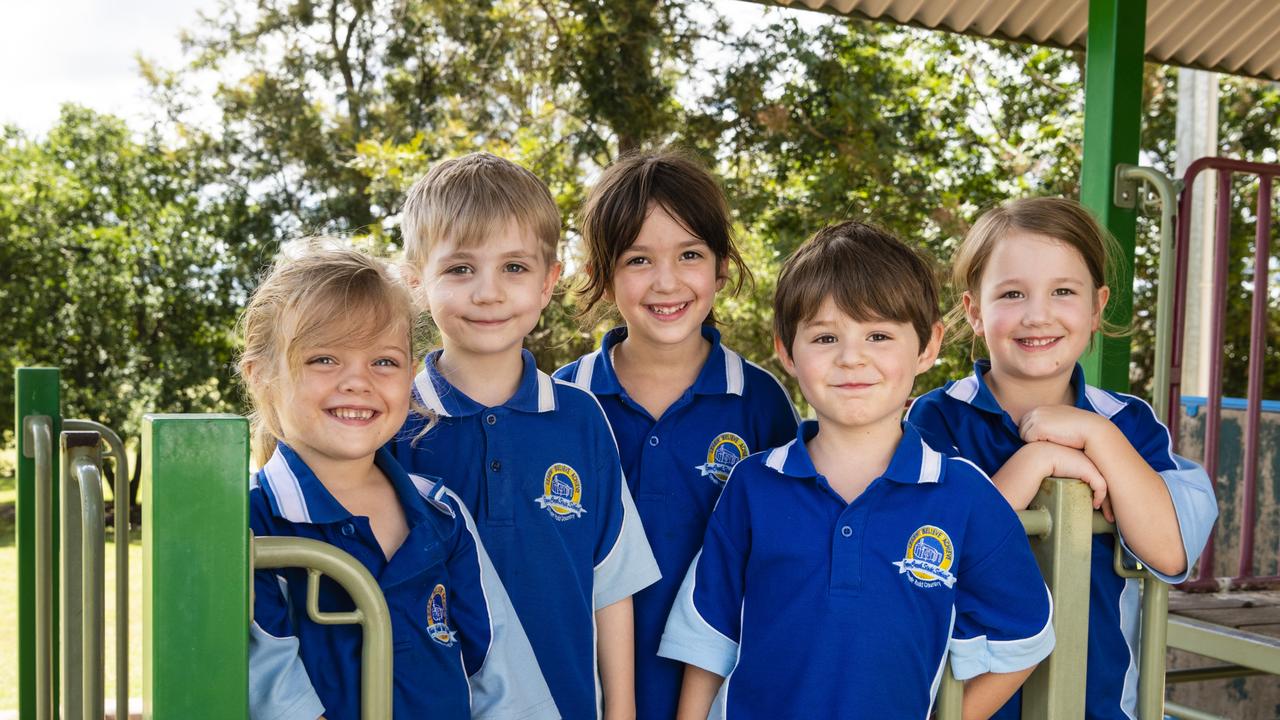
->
[16,368,60,720]
[143,414,250,719]
[1079,0,1146,392]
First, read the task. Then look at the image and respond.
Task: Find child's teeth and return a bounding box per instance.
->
[334,408,373,420]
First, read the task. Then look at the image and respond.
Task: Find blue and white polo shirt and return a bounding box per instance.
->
[391,349,661,720]
[248,443,557,720]
[658,421,1055,719]
[555,326,799,720]
[907,360,1219,720]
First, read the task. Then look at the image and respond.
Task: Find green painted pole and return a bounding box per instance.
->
[1079,0,1147,392]
[1021,477,1095,719]
[143,414,249,719]
[16,368,60,720]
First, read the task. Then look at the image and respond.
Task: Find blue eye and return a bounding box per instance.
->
[445,265,472,275]
[306,355,337,366]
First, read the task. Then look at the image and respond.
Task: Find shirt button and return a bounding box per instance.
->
[840,525,853,538]
[648,436,659,447]
[490,460,501,472]
[342,523,356,537]
[485,414,497,426]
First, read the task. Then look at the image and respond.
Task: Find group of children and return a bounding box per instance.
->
[241,149,1218,720]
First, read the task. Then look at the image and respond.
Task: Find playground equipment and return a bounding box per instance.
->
[18,365,1164,719]
[14,372,393,720]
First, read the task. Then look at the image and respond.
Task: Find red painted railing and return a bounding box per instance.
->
[1167,156,1279,591]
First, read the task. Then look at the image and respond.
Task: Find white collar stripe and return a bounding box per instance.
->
[264,451,311,523]
[414,368,450,417]
[537,370,556,412]
[765,441,793,472]
[724,348,745,396]
[1084,385,1127,419]
[945,375,980,403]
[918,439,942,484]
[573,351,600,389]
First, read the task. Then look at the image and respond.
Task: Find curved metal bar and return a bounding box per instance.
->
[61,431,105,720]
[1115,164,1183,421]
[64,418,129,715]
[23,416,54,720]
[253,535,393,720]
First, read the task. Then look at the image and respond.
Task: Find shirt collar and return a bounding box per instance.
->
[570,325,745,397]
[413,348,557,417]
[256,443,430,526]
[762,420,945,485]
[945,360,1129,418]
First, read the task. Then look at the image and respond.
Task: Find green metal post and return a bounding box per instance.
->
[934,663,963,719]
[1021,478,1095,719]
[1079,0,1147,391]
[16,368,60,720]
[143,414,250,719]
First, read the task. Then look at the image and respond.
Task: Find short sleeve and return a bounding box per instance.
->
[440,490,559,720]
[1118,453,1219,584]
[1111,401,1219,582]
[657,466,751,677]
[947,463,1055,680]
[248,492,324,720]
[589,403,662,610]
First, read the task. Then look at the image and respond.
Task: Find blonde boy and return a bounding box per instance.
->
[391,153,660,719]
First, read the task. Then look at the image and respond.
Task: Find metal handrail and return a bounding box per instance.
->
[252,535,394,720]
[1115,164,1183,422]
[61,431,105,720]
[22,415,54,720]
[64,417,130,718]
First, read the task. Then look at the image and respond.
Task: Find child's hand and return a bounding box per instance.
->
[1018,405,1104,450]
[1032,441,1109,515]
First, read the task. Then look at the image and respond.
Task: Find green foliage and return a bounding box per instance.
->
[0,106,268,443]
[6,1,1280,448]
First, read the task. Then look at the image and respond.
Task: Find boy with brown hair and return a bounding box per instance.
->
[658,221,1054,719]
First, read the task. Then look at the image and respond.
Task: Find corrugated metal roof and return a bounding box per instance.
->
[756,0,1280,81]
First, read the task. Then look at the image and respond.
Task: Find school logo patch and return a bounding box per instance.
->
[893,525,957,589]
[534,462,587,521]
[695,432,750,485]
[426,584,457,646]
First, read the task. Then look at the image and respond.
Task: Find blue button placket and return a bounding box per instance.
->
[483,409,515,526]
[823,478,880,597]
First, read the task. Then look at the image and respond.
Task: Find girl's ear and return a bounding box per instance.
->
[715,258,729,292]
[961,291,984,337]
[1092,285,1111,330]
[774,335,797,377]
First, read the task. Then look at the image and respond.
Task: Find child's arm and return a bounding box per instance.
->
[949,463,1054,715]
[676,665,724,720]
[1019,405,1185,575]
[961,668,1036,720]
[597,597,637,720]
[439,488,558,720]
[990,441,1109,515]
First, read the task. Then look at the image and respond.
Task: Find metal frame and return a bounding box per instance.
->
[253,536,394,720]
[60,431,105,720]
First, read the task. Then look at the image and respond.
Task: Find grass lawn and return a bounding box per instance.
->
[0,447,143,712]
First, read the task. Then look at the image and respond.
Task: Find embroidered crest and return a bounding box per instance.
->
[893,525,957,589]
[426,584,457,646]
[534,462,587,521]
[695,432,750,485]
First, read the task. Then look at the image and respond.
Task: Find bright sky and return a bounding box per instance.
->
[1,1,818,136]
[1,0,215,133]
